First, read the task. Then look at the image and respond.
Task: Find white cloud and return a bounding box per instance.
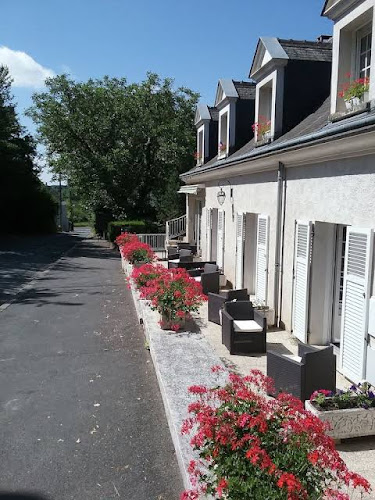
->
[0,46,55,88]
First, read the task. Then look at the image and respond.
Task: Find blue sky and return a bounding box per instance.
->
[1,0,332,183]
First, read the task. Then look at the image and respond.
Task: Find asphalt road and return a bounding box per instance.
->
[0,235,183,500]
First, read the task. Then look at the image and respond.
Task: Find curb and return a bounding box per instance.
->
[122,258,228,491]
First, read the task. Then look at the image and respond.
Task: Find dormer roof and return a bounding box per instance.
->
[321,0,359,19]
[195,104,211,126]
[208,107,219,121]
[214,79,239,106]
[233,81,256,99]
[250,37,332,79]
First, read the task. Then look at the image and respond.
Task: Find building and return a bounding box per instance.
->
[179,0,375,385]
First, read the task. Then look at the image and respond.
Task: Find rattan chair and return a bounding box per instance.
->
[222,301,267,354]
[188,263,220,295]
[208,289,249,325]
[267,344,336,401]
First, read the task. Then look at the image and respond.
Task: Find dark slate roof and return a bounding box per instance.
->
[233,81,256,99]
[182,98,375,178]
[208,107,219,121]
[278,39,332,62]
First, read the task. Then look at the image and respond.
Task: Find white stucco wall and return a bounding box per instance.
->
[203,170,279,309]
[281,153,375,332]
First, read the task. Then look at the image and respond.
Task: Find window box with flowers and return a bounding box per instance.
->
[306,382,375,441]
[194,151,203,165]
[338,73,370,112]
[181,369,371,499]
[253,116,272,146]
[218,141,227,157]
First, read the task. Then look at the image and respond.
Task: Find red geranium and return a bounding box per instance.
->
[180,369,371,499]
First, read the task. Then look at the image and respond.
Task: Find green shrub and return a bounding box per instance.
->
[107,220,160,242]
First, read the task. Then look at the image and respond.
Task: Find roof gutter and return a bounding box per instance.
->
[181,112,375,181]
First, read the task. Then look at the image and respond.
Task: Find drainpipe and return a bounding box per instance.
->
[274,162,286,327]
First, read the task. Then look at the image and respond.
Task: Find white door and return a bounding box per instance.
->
[340,227,373,382]
[255,215,269,304]
[217,209,225,270]
[235,213,246,289]
[206,208,212,260]
[292,221,312,343]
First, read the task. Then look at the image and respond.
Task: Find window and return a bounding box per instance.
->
[196,128,204,165]
[357,24,372,79]
[255,80,273,142]
[218,112,228,157]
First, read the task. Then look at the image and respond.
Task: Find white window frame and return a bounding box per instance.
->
[254,69,284,142]
[355,23,372,79]
[196,125,204,166]
[218,106,230,159]
[330,2,374,115]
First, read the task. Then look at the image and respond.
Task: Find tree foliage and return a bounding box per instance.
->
[27,73,199,227]
[0,66,57,234]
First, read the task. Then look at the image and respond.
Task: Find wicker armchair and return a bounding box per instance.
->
[168,249,193,269]
[267,344,336,401]
[188,263,220,295]
[208,289,249,325]
[222,301,267,355]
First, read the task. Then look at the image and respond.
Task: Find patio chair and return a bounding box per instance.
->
[188,263,220,295]
[222,301,267,355]
[168,248,193,268]
[208,289,249,325]
[177,242,197,255]
[267,344,336,401]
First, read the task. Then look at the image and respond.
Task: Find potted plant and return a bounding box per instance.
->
[218,141,227,155]
[306,382,375,440]
[131,262,166,290]
[338,73,370,111]
[121,239,155,266]
[140,267,206,331]
[181,369,371,499]
[252,298,274,326]
[194,151,202,163]
[253,116,272,142]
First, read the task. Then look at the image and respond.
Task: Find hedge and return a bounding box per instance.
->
[107,220,161,242]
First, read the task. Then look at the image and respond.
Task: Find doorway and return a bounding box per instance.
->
[331,225,347,344]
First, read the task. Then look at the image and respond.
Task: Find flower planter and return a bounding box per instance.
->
[159,313,185,331]
[132,260,152,268]
[345,97,361,110]
[305,400,375,440]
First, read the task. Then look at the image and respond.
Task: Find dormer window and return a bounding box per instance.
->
[326,2,373,116]
[254,80,273,143]
[195,126,204,165]
[218,110,229,158]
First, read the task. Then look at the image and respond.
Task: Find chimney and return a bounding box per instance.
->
[317,34,332,43]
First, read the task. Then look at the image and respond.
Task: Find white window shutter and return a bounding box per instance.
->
[292,221,312,343]
[206,208,212,260]
[340,227,373,382]
[255,215,269,304]
[217,209,225,270]
[235,213,246,289]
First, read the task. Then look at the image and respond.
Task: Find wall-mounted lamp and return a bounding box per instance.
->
[217,180,234,220]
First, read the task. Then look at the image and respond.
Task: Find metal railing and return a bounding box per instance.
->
[166,214,187,241]
[138,233,166,251]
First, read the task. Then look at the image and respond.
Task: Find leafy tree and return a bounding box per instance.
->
[27,73,199,232]
[0,66,57,234]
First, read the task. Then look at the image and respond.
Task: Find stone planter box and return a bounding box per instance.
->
[305,400,375,440]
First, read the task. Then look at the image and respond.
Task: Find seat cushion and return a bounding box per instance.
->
[233,320,263,333]
[169,259,179,263]
[282,354,303,363]
[193,276,201,282]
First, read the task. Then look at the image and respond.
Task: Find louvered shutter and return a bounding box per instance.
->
[235,213,246,289]
[255,215,269,304]
[206,208,212,260]
[340,227,373,382]
[292,221,312,342]
[217,210,225,270]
